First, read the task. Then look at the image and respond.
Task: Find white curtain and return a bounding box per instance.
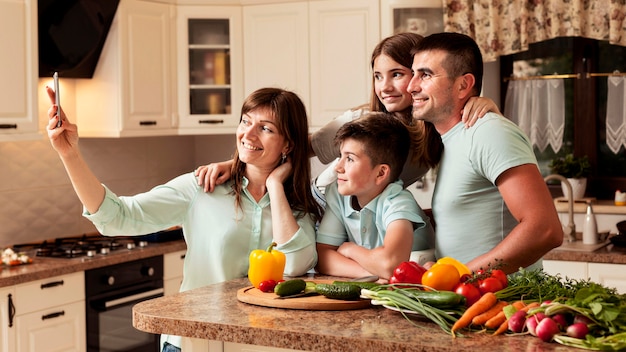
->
[504,79,565,153]
[606,76,626,154]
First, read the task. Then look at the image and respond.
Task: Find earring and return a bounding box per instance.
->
[281,153,287,164]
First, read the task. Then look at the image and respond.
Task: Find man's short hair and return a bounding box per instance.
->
[412,32,483,95]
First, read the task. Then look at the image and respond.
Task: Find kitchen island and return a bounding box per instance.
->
[133,277,583,352]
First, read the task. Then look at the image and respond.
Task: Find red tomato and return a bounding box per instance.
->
[490,269,508,287]
[258,279,278,293]
[478,277,504,294]
[453,282,481,307]
[459,274,472,283]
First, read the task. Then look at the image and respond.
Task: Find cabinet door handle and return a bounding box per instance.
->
[140,121,158,126]
[42,311,65,320]
[0,124,18,129]
[41,280,64,289]
[198,119,224,124]
[8,294,15,327]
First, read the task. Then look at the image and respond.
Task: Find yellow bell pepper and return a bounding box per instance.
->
[436,256,471,277]
[248,242,286,289]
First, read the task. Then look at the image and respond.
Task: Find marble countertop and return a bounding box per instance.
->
[544,241,626,263]
[133,276,585,352]
[0,239,187,287]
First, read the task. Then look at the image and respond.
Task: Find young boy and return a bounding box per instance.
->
[315,112,434,280]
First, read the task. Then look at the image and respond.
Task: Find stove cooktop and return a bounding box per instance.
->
[12,234,149,259]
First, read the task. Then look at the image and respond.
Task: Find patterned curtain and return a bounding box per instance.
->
[444,0,626,62]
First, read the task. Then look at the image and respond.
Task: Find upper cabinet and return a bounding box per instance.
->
[176,5,243,135]
[243,0,379,129]
[75,0,176,137]
[381,0,444,37]
[243,2,310,112]
[0,0,39,140]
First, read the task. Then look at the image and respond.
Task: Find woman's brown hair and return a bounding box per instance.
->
[230,88,323,222]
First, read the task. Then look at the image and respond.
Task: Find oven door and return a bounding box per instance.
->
[87,282,164,352]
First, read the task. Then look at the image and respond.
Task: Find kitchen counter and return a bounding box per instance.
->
[0,239,187,287]
[544,242,626,264]
[133,277,583,352]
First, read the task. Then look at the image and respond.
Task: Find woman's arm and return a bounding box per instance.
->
[45,86,106,214]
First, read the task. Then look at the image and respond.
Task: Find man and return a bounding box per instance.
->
[407,32,563,274]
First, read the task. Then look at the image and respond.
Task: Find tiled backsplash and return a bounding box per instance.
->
[0,134,235,247]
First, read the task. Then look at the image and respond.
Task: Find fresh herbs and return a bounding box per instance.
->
[494,267,610,303]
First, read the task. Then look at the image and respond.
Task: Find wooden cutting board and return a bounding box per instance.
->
[237,280,372,311]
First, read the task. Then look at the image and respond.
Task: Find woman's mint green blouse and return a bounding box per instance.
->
[84,172,317,293]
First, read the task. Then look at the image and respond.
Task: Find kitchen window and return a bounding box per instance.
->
[500,37,626,199]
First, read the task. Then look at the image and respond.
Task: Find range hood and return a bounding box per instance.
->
[38,0,120,79]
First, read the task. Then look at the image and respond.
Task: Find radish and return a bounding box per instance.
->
[526,312,546,336]
[566,322,589,339]
[536,317,561,342]
[552,313,569,330]
[508,310,527,333]
[573,314,593,326]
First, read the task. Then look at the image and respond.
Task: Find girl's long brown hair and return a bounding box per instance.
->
[230,88,323,223]
[368,32,443,170]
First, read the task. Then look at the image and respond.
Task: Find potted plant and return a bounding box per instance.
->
[548,154,591,199]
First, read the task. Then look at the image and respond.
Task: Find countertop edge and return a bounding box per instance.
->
[0,240,187,287]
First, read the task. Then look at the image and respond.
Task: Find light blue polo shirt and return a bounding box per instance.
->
[317,180,433,251]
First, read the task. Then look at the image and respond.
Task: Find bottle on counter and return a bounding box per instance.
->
[582,202,598,245]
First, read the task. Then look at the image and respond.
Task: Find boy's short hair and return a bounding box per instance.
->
[334,112,411,182]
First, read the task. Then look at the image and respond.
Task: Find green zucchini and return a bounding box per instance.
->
[274,279,307,296]
[332,281,380,290]
[315,283,361,300]
[399,289,465,308]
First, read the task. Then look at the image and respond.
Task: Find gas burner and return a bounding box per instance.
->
[13,234,149,259]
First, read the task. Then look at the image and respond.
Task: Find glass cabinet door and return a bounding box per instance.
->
[177,6,243,134]
[381,0,444,38]
[187,19,232,115]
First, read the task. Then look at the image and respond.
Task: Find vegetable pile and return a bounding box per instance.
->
[361,260,626,350]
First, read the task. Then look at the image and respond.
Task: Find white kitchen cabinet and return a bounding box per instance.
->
[0,287,16,352]
[177,5,243,135]
[243,0,379,129]
[12,271,85,352]
[380,0,444,38]
[164,249,186,296]
[589,263,626,294]
[542,260,588,281]
[0,0,39,140]
[242,2,310,111]
[543,260,626,294]
[75,0,176,137]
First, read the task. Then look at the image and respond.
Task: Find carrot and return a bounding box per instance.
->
[451,292,498,336]
[493,317,510,335]
[485,300,527,329]
[471,300,508,326]
[492,301,541,336]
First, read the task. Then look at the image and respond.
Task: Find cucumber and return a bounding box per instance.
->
[332,281,380,290]
[274,279,307,296]
[315,283,361,300]
[400,290,465,308]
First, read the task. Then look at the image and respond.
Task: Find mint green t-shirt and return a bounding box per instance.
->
[433,113,541,270]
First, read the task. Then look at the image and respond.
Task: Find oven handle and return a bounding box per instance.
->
[104,288,164,309]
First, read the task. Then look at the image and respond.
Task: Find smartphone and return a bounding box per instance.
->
[53,72,61,128]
